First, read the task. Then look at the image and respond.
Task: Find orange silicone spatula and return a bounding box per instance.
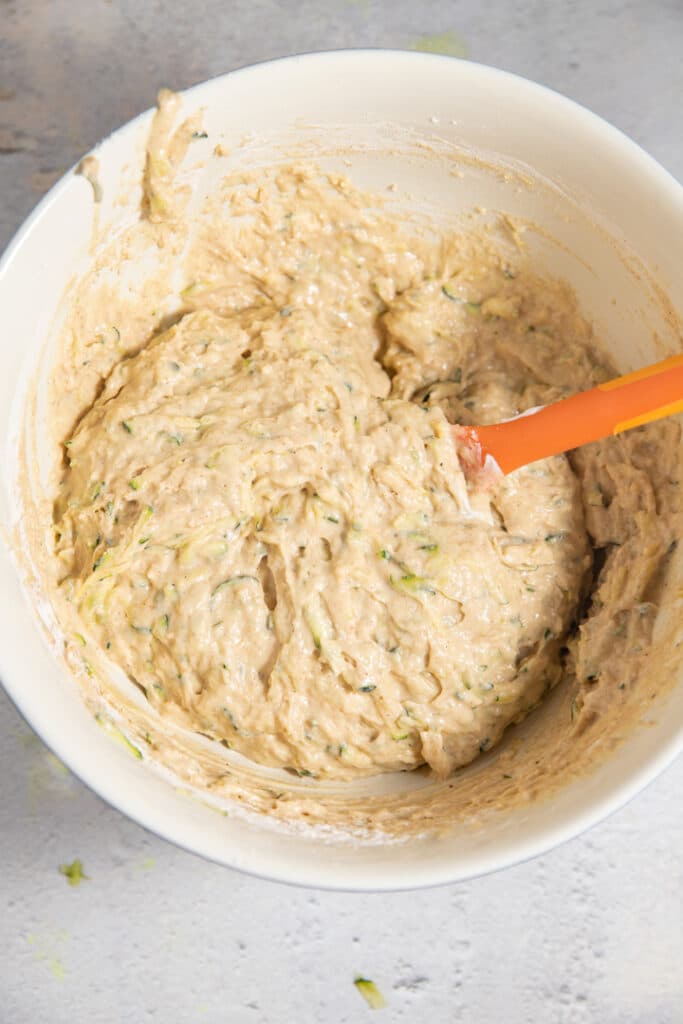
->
[454,353,683,484]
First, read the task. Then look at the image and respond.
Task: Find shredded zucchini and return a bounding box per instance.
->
[95,713,143,760]
[59,859,89,887]
[212,575,259,597]
[354,978,386,1010]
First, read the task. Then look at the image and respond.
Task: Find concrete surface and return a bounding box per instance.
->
[1,2,682,1021]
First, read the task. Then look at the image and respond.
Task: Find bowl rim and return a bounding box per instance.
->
[1,48,682,891]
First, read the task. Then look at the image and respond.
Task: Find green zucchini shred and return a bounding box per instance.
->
[59,859,89,887]
[354,978,386,1009]
[212,574,259,597]
[95,713,143,760]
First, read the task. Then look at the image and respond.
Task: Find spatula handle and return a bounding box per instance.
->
[474,353,683,476]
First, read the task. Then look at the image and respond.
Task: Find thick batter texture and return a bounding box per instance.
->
[52,145,600,778]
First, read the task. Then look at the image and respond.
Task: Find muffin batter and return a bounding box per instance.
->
[44,93,679,795]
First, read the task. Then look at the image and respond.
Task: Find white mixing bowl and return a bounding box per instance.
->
[1,51,682,890]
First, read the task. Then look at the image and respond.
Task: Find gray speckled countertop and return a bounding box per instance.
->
[1,3,682,1022]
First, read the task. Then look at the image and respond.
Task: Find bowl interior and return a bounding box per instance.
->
[1,51,682,889]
